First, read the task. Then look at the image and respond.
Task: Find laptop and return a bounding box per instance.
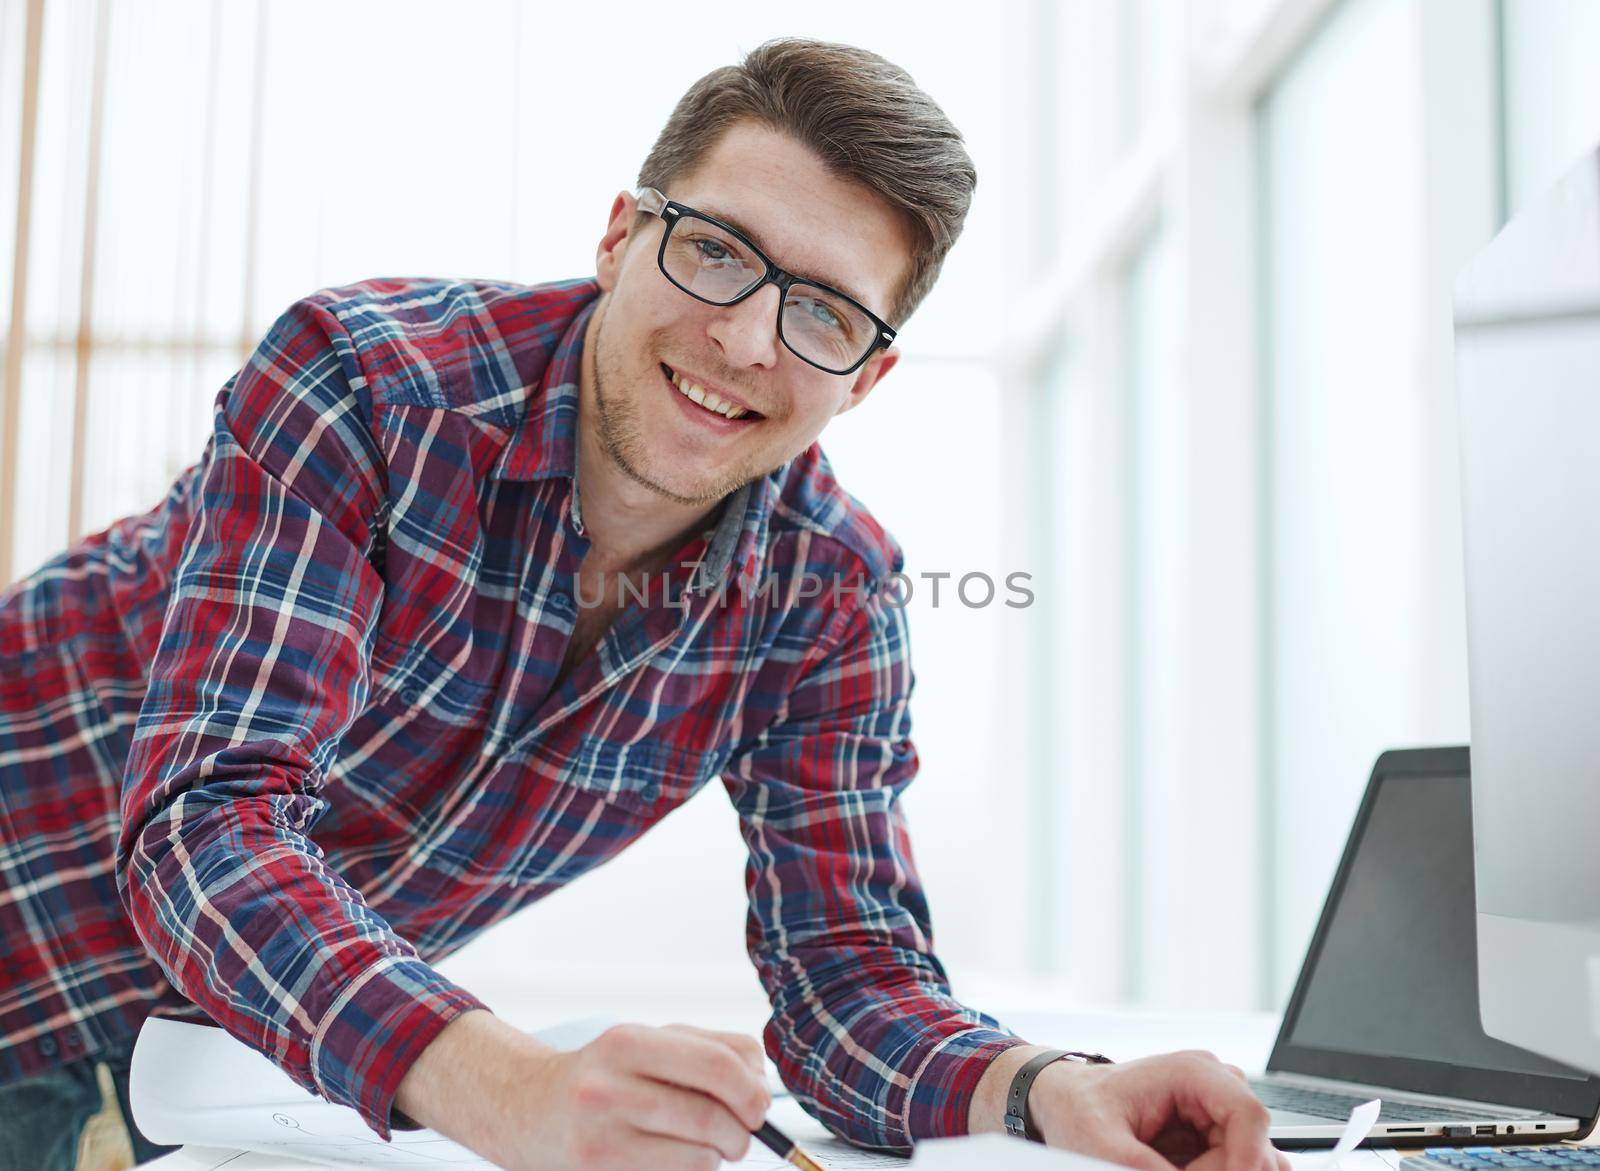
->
[1253,747,1600,1148]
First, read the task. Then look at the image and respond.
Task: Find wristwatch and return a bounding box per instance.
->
[1003,1049,1114,1142]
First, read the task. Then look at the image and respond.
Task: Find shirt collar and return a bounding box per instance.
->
[692,469,779,596]
[488,285,596,485]
[488,281,777,591]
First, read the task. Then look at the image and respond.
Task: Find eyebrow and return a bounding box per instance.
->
[693,202,880,314]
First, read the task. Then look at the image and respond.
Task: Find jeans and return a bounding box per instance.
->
[0,1036,179,1171]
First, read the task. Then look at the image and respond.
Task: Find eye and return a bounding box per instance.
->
[793,296,846,333]
[811,302,843,329]
[693,237,733,263]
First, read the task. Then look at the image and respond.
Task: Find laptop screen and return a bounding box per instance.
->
[1270,751,1599,1117]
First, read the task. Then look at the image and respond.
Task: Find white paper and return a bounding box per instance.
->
[131,1019,900,1170]
[131,1017,614,1168]
[140,1148,289,1170]
[1290,1100,1384,1171]
[736,1141,901,1169]
[735,1115,908,1169]
[1285,1154,1407,1171]
[911,1133,1127,1169]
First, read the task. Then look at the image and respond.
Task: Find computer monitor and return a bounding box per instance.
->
[1455,141,1600,1076]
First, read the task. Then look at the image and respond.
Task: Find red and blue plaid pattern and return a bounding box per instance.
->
[0,276,1023,1149]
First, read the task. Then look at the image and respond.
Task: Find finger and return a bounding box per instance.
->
[615,1078,752,1164]
[1169,1059,1273,1171]
[1185,1147,1232,1171]
[614,1127,725,1171]
[1223,1084,1274,1171]
[1224,1064,1248,1082]
[1149,1120,1209,1166]
[1100,1138,1185,1171]
[662,1023,766,1078]
[604,1026,770,1129]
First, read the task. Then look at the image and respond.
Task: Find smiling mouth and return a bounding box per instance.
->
[661,363,763,422]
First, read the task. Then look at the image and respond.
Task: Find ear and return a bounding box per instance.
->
[833,345,900,415]
[595,190,641,292]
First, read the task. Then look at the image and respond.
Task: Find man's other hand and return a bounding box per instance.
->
[395,1010,772,1171]
[974,1046,1292,1171]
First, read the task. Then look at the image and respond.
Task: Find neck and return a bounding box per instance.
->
[575,301,722,572]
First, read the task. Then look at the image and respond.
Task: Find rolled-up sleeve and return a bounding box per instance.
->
[722,574,1026,1153]
[115,295,486,1140]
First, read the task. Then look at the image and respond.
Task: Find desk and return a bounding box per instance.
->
[133,1005,1593,1169]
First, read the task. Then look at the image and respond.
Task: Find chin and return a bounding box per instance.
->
[623,454,736,508]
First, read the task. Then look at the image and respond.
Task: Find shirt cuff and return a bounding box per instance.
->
[900,1027,1032,1143]
[309,955,490,1140]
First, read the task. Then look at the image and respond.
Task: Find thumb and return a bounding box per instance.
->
[1099,1140,1185,1171]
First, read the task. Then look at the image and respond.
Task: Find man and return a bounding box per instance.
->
[0,38,1285,1171]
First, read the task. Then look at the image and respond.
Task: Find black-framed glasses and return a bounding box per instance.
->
[634,186,897,376]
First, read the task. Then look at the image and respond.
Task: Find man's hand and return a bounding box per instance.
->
[395,1009,772,1171]
[972,1046,1291,1171]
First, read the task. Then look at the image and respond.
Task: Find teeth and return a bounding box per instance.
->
[668,366,752,421]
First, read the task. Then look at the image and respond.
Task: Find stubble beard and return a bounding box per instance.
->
[591,305,763,508]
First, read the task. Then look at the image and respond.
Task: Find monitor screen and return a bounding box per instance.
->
[1285,772,1586,1081]
[1456,142,1600,1078]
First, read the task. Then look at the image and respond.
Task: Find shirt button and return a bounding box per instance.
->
[64,1030,82,1049]
[551,592,573,612]
[400,687,422,706]
[641,781,661,801]
[38,1036,58,1057]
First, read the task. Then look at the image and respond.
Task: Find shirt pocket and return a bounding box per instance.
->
[559,736,722,818]
[366,629,492,727]
[416,738,718,888]
[333,631,495,826]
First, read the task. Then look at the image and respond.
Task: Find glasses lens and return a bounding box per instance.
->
[658,212,881,373]
[781,284,876,373]
[660,216,763,304]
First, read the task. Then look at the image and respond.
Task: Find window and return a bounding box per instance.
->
[1257,0,1465,1003]
[1498,0,1600,219]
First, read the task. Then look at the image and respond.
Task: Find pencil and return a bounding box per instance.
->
[753,1119,829,1171]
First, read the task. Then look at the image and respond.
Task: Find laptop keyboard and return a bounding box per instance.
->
[1250,1080,1480,1123]
[1406,1147,1600,1170]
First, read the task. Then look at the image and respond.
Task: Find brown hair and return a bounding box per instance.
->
[636,38,976,329]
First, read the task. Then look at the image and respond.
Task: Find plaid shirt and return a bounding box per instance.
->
[0,276,1023,1149]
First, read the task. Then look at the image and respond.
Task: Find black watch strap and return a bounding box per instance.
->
[1003,1049,1114,1142]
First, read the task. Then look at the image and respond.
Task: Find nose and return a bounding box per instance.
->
[706,282,782,370]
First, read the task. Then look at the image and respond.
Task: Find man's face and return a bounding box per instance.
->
[587,120,910,507]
